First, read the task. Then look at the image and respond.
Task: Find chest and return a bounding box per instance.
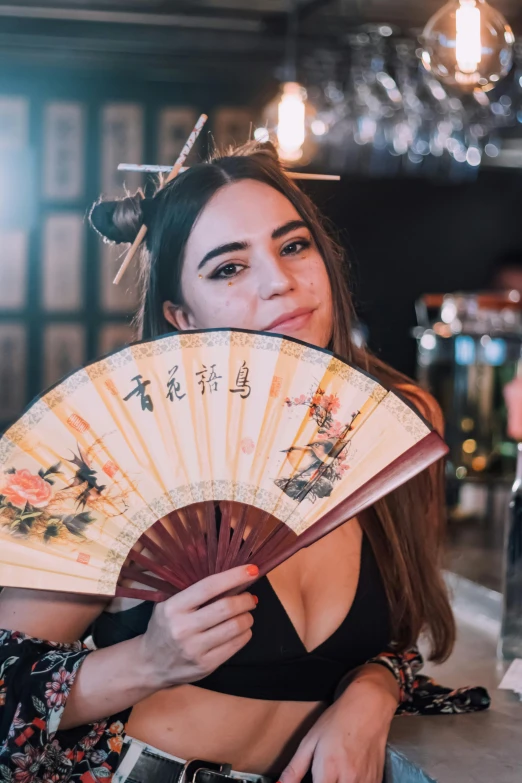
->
[264,519,364,653]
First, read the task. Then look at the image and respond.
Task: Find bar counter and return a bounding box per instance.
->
[389,574,522,782]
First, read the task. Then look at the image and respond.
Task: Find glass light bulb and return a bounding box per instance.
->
[277,82,306,161]
[421,0,514,91]
[456,0,481,74]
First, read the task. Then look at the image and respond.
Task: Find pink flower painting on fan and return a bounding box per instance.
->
[1,469,53,509]
[278,388,359,502]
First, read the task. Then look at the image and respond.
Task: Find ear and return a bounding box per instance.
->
[163,300,197,331]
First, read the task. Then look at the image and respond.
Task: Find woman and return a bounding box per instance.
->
[0,143,483,783]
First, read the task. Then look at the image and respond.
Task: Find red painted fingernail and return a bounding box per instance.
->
[246,564,259,577]
[253,595,259,605]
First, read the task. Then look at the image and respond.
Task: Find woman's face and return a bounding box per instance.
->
[163,179,333,348]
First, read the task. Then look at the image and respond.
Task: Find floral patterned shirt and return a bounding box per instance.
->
[0,630,490,783]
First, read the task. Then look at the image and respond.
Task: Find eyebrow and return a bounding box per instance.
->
[197,219,309,270]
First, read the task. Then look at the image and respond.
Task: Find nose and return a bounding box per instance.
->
[257,252,295,300]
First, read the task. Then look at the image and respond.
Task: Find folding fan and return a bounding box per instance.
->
[0,329,447,601]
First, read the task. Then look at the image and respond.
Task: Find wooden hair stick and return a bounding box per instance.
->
[118,163,340,181]
[113,113,208,285]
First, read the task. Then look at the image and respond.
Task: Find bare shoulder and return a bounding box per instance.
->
[0,587,108,643]
[395,382,444,436]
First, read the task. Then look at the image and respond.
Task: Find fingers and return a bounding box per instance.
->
[280,739,316,783]
[199,609,254,652]
[176,565,259,611]
[197,628,253,675]
[192,591,257,632]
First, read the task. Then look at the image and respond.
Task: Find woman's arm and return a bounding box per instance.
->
[279,663,399,783]
[0,587,162,730]
[0,565,258,731]
[0,586,109,641]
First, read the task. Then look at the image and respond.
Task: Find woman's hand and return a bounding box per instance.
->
[139,564,258,690]
[279,666,399,783]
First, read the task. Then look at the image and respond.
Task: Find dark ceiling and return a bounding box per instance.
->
[0,0,520,83]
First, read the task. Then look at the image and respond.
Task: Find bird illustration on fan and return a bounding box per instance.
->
[275,388,361,503]
[63,443,107,510]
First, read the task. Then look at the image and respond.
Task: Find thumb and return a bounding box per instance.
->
[279,738,316,783]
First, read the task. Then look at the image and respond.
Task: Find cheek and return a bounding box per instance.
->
[183,281,258,329]
[304,256,332,299]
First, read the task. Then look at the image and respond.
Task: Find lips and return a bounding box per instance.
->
[264,307,316,333]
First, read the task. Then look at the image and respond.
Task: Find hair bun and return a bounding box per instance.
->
[89,194,145,244]
[256,140,279,159]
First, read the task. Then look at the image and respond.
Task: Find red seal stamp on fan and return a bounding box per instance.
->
[67,414,89,433]
[77,552,90,565]
[102,460,119,478]
[241,437,255,455]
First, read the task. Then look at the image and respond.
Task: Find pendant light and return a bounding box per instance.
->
[421,0,514,91]
[258,0,315,163]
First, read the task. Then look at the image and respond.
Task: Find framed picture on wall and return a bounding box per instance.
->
[43,323,86,390]
[212,107,252,152]
[98,322,136,357]
[42,212,84,312]
[101,103,144,197]
[0,230,28,309]
[99,241,139,313]
[43,101,85,201]
[0,322,27,422]
[157,107,199,166]
[0,96,29,149]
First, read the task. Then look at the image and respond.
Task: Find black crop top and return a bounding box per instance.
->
[91,533,391,702]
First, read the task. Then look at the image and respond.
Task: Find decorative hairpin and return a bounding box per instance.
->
[118,164,341,182]
[113,113,208,285]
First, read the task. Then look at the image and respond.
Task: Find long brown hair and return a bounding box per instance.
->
[90,142,455,662]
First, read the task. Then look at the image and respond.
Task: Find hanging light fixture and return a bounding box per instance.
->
[420,0,515,91]
[258,0,316,163]
[277,81,307,161]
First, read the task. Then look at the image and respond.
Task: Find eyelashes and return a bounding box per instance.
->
[281,239,311,256]
[210,262,246,280]
[209,237,312,281]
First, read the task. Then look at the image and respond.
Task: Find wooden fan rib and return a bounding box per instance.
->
[139,528,195,586]
[167,509,205,580]
[184,504,209,579]
[215,501,232,573]
[222,503,249,570]
[138,531,179,570]
[131,549,187,590]
[119,564,178,596]
[116,585,170,602]
[234,508,276,566]
[204,501,218,575]
[152,517,199,584]
[252,521,294,564]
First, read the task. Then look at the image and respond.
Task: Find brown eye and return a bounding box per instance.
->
[210,262,246,280]
[220,265,238,277]
[281,239,311,256]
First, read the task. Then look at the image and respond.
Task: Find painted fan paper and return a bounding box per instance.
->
[0,329,447,599]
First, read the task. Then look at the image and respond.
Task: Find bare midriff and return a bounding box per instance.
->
[126,520,363,776]
[127,685,325,776]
